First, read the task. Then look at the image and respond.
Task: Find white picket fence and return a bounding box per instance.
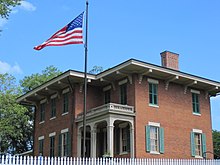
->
[0,156,220,165]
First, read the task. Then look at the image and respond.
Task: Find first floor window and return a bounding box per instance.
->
[58,132,70,157]
[191,131,206,157]
[50,136,55,157]
[39,139,44,156]
[146,124,164,154]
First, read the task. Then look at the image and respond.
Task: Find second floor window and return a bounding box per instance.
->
[51,98,56,118]
[104,90,111,104]
[149,83,158,106]
[63,93,69,113]
[120,83,127,105]
[40,103,45,122]
[192,93,200,114]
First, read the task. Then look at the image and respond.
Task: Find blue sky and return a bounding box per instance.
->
[0,0,219,130]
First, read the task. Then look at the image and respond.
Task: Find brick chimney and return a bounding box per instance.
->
[160,51,179,70]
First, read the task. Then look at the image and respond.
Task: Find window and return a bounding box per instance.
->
[120,83,127,105]
[39,139,44,156]
[149,83,158,106]
[50,136,55,157]
[146,124,164,154]
[191,130,206,158]
[58,131,70,157]
[104,90,111,104]
[40,103,45,122]
[192,93,200,114]
[115,124,130,154]
[63,93,69,113]
[51,98,56,118]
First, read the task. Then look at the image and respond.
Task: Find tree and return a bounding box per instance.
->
[89,66,103,74]
[20,65,62,93]
[0,0,21,19]
[0,73,32,155]
[0,66,62,155]
[213,130,220,159]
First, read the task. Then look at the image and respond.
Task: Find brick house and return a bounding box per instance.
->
[17,51,220,159]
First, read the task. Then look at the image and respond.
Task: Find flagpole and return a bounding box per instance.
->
[82,0,89,158]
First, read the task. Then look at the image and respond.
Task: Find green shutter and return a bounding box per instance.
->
[202,133,206,158]
[145,125,150,152]
[159,127,164,153]
[58,134,62,157]
[190,132,195,157]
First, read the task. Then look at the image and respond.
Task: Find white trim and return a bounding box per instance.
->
[150,151,160,155]
[38,136,44,140]
[62,112,69,116]
[193,129,202,134]
[119,79,128,85]
[149,104,159,108]
[148,122,160,127]
[103,85,111,92]
[61,128,69,134]
[40,99,47,104]
[51,93,58,99]
[62,88,70,94]
[39,121,45,124]
[50,117,56,120]
[195,155,203,159]
[193,113,201,116]
[148,78,159,84]
[191,89,200,94]
[49,132,56,137]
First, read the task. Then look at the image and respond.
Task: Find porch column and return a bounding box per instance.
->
[130,125,135,158]
[77,128,82,157]
[90,124,97,158]
[107,118,114,157]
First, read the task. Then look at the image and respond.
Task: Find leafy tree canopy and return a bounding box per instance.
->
[19,65,62,93]
[213,130,220,159]
[0,0,21,19]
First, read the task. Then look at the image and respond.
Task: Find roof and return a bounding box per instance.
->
[17,58,220,104]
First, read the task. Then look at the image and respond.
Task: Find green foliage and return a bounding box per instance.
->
[19,65,62,93]
[89,66,103,74]
[0,73,32,155]
[0,0,21,19]
[213,130,220,159]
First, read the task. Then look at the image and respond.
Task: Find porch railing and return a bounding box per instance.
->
[0,156,220,165]
[77,103,134,118]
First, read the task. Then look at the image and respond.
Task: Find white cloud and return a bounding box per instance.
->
[0,61,23,74]
[20,1,36,11]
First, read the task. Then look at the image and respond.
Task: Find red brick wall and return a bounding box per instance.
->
[133,74,213,158]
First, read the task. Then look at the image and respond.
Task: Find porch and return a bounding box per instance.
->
[76,103,135,158]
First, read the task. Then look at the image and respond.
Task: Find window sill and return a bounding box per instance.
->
[193,113,201,116]
[39,121,45,124]
[150,151,160,155]
[50,117,56,120]
[119,151,129,155]
[149,104,159,108]
[62,112,69,116]
[195,155,203,159]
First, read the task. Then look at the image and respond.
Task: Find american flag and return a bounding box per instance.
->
[34,12,84,50]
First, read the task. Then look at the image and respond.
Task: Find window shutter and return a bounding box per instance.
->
[202,133,206,158]
[58,134,62,157]
[190,132,195,157]
[145,125,150,152]
[159,127,164,153]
